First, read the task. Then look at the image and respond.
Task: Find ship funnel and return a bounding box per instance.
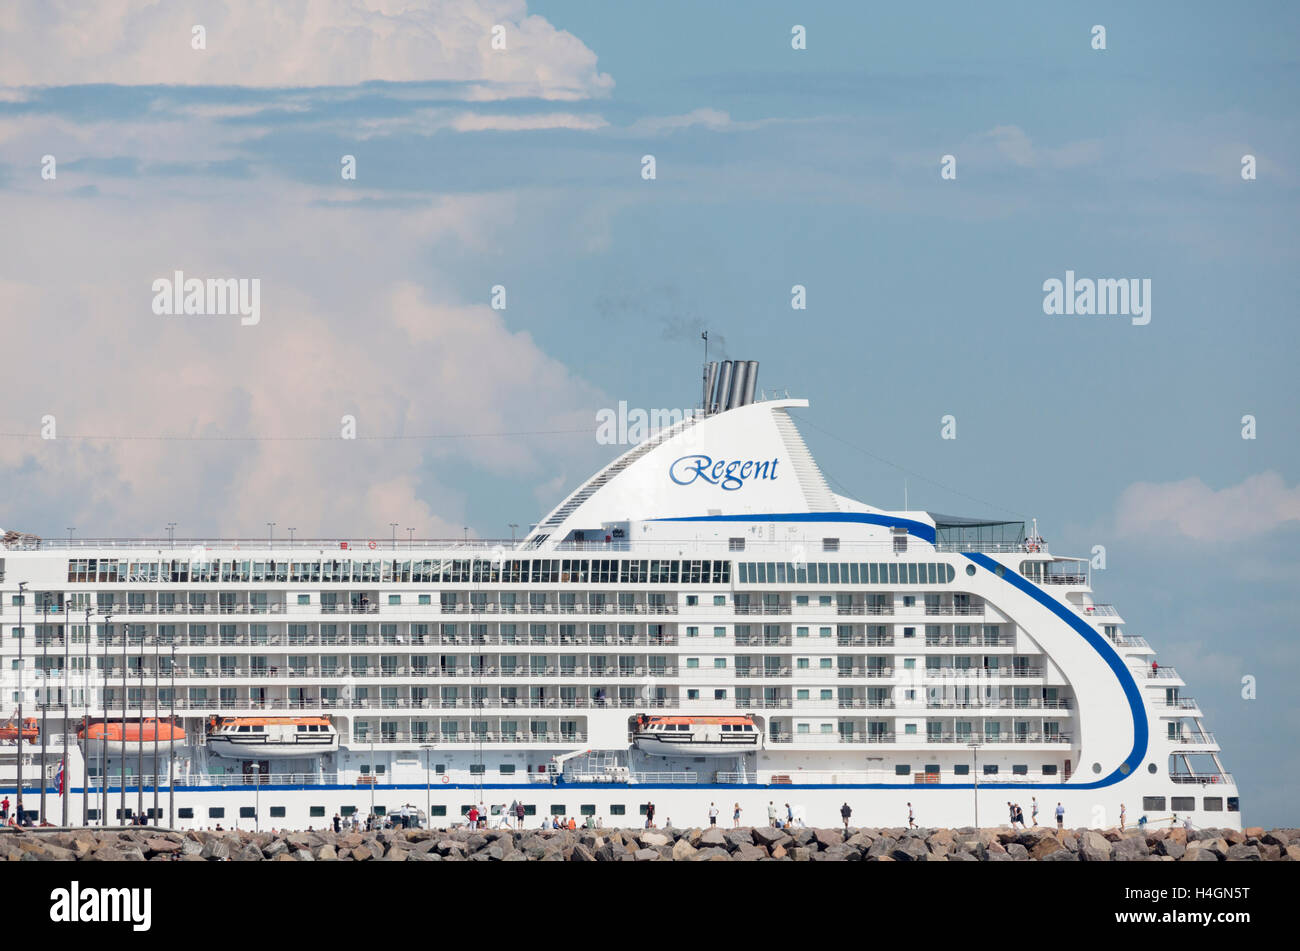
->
[702,361,718,415]
[743,361,759,405]
[727,361,748,410]
[712,360,733,414]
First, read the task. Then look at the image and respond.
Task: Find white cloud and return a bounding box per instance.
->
[622,108,797,137]
[0,183,606,538]
[1114,472,1300,542]
[982,124,1103,169]
[0,0,613,99]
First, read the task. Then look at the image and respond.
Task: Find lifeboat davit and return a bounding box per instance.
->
[205,716,339,759]
[0,717,38,744]
[632,715,763,756]
[77,719,186,757]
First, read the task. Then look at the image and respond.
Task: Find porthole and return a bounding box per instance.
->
[1092,762,1102,774]
[965,565,976,576]
[1147,763,1158,775]
[995,565,1005,578]
[1119,763,1130,775]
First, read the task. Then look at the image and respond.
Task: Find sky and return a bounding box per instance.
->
[0,0,1297,825]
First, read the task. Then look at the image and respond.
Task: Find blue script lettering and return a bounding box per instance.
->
[669,454,779,491]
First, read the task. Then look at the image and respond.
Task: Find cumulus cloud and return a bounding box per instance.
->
[1113,472,1300,542]
[0,183,605,539]
[0,0,613,99]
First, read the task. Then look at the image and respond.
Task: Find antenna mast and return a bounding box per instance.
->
[701,331,709,412]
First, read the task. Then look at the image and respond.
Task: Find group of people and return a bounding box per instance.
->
[1004,798,1055,829]
[706,802,745,828]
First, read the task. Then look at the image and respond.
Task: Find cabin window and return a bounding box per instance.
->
[499,764,516,775]
[270,807,286,818]
[240,807,256,818]
[714,690,726,700]
[430,806,447,817]
[1042,765,1058,776]
[1012,764,1028,776]
[1171,797,1195,812]
[895,765,910,776]
[1143,797,1166,811]
[310,807,326,818]
[550,805,566,816]
[297,595,310,605]
[178,808,194,819]
[238,725,251,732]
[209,807,225,818]
[1203,798,1223,812]
[721,725,731,732]
[298,725,307,731]
[341,806,357,816]
[983,765,998,775]
[953,764,969,776]
[610,804,626,815]
[469,765,486,775]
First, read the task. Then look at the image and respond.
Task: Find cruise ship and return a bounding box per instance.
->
[0,360,1241,830]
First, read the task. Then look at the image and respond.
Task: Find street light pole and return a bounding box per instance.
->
[120,614,127,824]
[420,743,434,828]
[389,523,398,551]
[251,762,260,831]
[168,643,175,828]
[82,606,90,826]
[153,633,159,825]
[101,614,111,826]
[62,597,70,825]
[166,522,176,549]
[16,582,26,823]
[969,740,981,829]
[40,598,48,824]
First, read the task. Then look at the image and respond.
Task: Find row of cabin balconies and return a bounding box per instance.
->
[26,661,1049,681]
[766,731,1072,746]
[10,598,995,620]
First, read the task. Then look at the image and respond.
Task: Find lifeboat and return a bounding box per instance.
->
[77,719,186,757]
[205,716,339,759]
[632,715,763,756]
[0,717,38,744]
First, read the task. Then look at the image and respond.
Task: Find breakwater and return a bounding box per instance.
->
[1,824,1293,861]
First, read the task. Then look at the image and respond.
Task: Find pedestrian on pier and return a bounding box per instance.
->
[1031,797,1038,827]
[840,802,852,830]
[907,803,916,829]
[733,803,742,828]
[708,802,718,826]
[767,801,778,827]
[1055,802,1065,830]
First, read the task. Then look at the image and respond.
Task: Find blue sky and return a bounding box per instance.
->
[0,0,1296,824]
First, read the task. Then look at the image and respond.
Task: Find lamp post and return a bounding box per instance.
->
[168,643,175,828]
[166,522,176,549]
[251,762,260,831]
[120,614,127,824]
[153,632,159,826]
[62,596,69,825]
[369,731,376,823]
[420,743,434,828]
[16,582,26,824]
[82,606,91,826]
[137,626,145,824]
[40,597,48,824]
[968,739,981,829]
[100,614,111,826]
[389,523,398,551]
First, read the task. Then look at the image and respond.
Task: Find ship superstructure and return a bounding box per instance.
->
[0,362,1240,829]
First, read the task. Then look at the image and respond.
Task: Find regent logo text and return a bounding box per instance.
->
[152,271,260,326]
[669,454,779,491]
[50,882,151,932]
[1042,270,1150,325]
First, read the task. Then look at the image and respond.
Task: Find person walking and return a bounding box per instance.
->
[1055,802,1065,830]
[784,803,793,828]
[907,802,916,829]
[708,802,719,826]
[1014,803,1025,829]
[332,812,341,833]
[1120,803,1127,832]
[767,800,778,827]
[733,803,742,828]
[1031,796,1038,827]
[1,796,8,821]
[1007,801,1016,827]
[515,800,525,829]
[646,801,655,829]
[840,802,852,830]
